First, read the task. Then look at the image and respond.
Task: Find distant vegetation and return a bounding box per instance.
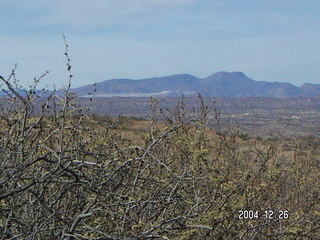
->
[0,40,319,239]
[76,96,320,138]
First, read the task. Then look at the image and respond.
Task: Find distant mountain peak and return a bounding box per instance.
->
[208,71,247,78]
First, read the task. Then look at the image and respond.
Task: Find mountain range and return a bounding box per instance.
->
[69,71,319,98]
[1,72,319,98]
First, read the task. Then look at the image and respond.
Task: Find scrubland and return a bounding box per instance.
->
[0,88,319,239]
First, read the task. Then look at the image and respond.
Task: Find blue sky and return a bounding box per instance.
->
[1,0,320,89]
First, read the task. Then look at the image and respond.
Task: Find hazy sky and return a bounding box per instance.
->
[1,0,320,89]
